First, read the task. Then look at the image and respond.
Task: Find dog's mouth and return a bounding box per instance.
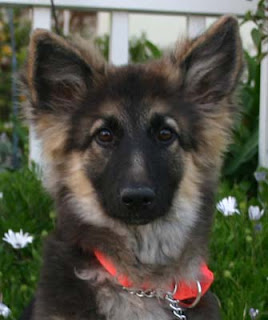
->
[117,215,157,225]
[109,209,166,225]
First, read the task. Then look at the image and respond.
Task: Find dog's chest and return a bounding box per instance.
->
[96,285,175,320]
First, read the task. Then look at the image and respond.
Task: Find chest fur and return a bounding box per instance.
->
[96,285,175,320]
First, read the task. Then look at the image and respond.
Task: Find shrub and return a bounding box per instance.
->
[223,0,268,188]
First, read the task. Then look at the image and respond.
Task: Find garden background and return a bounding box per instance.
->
[0,1,267,319]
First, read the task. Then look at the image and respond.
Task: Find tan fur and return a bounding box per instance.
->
[35,114,68,160]
[194,102,235,170]
[64,152,107,225]
[61,152,128,238]
[146,59,182,87]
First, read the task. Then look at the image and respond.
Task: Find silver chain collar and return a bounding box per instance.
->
[122,280,202,320]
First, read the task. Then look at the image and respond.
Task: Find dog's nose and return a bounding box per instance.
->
[120,187,155,209]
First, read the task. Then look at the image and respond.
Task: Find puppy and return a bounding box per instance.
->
[21,15,243,320]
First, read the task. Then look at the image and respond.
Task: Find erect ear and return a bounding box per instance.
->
[173,16,243,104]
[22,30,105,159]
[26,29,102,115]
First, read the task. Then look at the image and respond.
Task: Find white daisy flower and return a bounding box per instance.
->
[2,229,33,249]
[0,192,3,199]
[254,171,267,182]
[0,302,11,318]
[249,308,259,319]
[248,206,264,221]
[216,196,240,216]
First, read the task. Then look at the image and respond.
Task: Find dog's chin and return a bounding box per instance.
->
[108,212,166,226]
[120,216,154,225]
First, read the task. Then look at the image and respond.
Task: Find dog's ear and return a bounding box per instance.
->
[173,16,243,104]
[22,30,105,159]
[25,29,104,116]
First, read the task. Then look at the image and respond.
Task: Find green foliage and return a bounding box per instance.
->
[95,34,109,61]
[210,171,268,319]
[0,167,54,320]
[95,33,162,63]
[129,33,162,63]
[0,9,31,170]
[223,0,268,185]
[210,209,267,319]
[0,9,31,121]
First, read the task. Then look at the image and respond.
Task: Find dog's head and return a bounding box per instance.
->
[22,16,243,268]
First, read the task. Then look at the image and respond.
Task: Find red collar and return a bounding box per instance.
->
[94,250,214,301]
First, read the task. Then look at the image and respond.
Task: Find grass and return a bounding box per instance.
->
[0,167,54,319]
[0,167,267,319]
[210,180,268,319]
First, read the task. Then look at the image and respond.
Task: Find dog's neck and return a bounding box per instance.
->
[57,209,209,286]
[94,249,214,301]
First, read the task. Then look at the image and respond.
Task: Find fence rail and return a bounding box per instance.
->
[0,0,259,16]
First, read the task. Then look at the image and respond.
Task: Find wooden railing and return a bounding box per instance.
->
[1,0,267,168]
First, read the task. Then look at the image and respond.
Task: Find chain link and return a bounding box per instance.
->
[164,293,187,320]
[123,279,203,319]
[123,286,187,319]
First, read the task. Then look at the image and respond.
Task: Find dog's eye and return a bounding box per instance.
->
[96,128,114,145]
[156,128,175,143]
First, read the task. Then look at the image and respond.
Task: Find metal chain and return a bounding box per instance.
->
[164,292,187,320]
[123,285,187,319]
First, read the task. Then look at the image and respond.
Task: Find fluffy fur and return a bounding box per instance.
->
[21,15,243,320]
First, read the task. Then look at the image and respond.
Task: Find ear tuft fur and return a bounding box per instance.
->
[172,16,243,104]
[22,29,106,121]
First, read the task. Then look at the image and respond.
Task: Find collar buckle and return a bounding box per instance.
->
[178,280,202,309]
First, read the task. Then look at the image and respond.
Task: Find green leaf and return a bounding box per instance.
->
[242,11,252,24]
[251,28,262,49]
[244,50,258,83]
[257,51,268,63]
[256,7,265,19]
[145,40,162,58]
[224,128,258,175]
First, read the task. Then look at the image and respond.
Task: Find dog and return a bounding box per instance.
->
[21,15,243,320]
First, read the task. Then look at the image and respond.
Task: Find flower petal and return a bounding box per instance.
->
[0,302,11,318]
[2,229,34,249]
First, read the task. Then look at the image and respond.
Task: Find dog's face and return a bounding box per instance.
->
[69,69,194,225]
[23,16,243,267]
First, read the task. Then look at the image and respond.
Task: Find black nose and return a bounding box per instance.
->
[120,187,155,209]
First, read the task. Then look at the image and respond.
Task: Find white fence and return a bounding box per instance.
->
[1,0,267,168]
